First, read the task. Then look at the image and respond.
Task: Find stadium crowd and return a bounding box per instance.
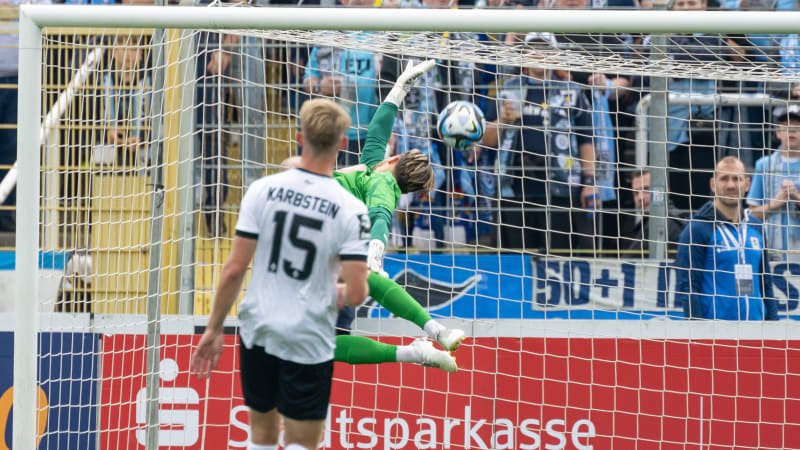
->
[0,0,799,265]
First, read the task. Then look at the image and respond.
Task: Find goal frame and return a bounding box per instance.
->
[15,4,800,448]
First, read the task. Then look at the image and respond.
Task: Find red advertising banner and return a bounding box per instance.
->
[100,335,800,450]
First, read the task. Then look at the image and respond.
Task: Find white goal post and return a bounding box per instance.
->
[15,4,800,449]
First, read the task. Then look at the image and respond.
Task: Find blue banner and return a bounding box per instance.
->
[368,254,800,320]
[0,251,69,271]
[0,332,99,449]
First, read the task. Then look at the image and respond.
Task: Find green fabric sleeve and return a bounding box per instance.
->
[367,271,432,330]
[334,335,397,364]
[368,206,392,245]
[360,102,398,169]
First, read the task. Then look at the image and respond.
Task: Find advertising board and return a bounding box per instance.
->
[100,334,800,449]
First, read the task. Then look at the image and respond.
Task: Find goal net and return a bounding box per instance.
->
[14,4,800,449]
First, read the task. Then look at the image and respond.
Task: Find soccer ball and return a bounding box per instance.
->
[437,100,486,150]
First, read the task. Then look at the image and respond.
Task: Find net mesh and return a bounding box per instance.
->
[26,8,800,449]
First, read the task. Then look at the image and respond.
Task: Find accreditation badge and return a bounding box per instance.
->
[734,263,754,296]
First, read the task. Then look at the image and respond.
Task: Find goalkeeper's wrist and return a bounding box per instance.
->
[368,239,386,254]
[385,86,407,107]
[367,239,386,272]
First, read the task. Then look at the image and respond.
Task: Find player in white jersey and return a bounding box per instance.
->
[191,98,370,450]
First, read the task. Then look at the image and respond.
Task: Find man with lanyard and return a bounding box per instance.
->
[676,156,778,320]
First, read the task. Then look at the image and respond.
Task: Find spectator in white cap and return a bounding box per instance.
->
[747,103,800,262]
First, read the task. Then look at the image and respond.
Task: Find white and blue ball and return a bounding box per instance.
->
[437,100,486,150]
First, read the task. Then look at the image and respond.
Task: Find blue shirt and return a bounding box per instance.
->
[746,151,800,258]
[305,35,378,142]
[675,201,777,320]
[780,34,800,76]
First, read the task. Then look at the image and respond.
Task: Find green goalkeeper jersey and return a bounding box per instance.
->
[332,101,400,245]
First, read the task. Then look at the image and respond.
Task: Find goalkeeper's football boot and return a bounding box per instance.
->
[411,338,458,373]
[435,328,466,352]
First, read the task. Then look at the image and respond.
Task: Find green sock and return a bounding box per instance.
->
[334,335,397,364]
[368,271,432,330]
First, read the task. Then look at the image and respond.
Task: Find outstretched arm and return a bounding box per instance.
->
[361,59,437,169]
[360,102,398,168]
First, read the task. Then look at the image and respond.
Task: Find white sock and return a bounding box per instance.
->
[395,344,419,363]
[247,443,277,450]
[284,444,309,450]
[423,319,446,340]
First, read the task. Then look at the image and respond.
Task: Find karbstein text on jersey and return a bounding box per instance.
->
[267,186,341,219]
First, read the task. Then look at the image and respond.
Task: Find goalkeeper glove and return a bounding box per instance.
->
[385,59,437,107]
[367,239,388,277]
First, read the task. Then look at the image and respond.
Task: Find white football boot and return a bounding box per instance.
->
[411,338,458,373]
[435,328,466,352]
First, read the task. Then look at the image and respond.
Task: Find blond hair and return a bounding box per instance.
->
[394,149,435,193]
[299,99,351,155]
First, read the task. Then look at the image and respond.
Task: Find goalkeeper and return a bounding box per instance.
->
[285,60,465,373]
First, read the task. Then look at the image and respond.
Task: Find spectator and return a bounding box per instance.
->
[779,33,800,100]
[619,171,686,252]
[662,0,745,212]
[196,31,237,236]
[303,25,380,168]
[587,72,621,250]
[675,156,778,320]
[0,0,52,232]
[454,144,497,245]
[721,1,797,159]
[96,35,151,171]
[746,104,800,261]
[482,32,598,253]
[235,29,266,187]
[437,30,496,245]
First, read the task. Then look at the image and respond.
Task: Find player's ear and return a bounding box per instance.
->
[387,155,401,164]
[340,135,348,151]
[296,131,304,148]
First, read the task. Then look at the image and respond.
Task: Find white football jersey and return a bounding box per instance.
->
[235,168,370,364]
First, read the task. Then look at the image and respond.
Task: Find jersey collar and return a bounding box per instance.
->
[295,167,333,178]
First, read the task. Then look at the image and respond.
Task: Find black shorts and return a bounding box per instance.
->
[239,339,333,421]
